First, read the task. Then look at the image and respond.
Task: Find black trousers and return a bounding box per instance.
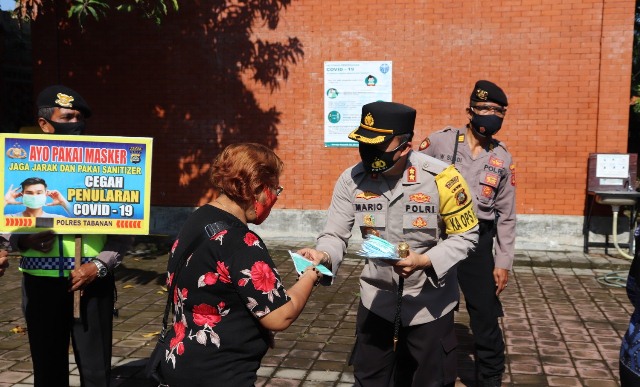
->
[620,360,640,386]
[23,273,114,387]
[350,302,457,387]
[457,222,505,379]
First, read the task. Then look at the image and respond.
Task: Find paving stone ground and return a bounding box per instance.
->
[0,237,633,386]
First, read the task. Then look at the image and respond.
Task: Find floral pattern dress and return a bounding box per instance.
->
[621,227,640,385]
[158,205,290,386]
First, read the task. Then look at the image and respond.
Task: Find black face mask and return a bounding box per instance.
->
[359,141,407,174]
[45,119,85,135]
[470,114,503,138]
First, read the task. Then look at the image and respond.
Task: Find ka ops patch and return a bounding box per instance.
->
[434,165,478,234]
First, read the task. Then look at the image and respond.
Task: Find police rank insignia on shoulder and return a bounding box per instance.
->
[510,164,516,186]
[407,166,417,183]
[418,138,430,151]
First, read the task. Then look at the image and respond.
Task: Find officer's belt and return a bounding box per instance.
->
[20,256,92,271]
[478,219,496,236]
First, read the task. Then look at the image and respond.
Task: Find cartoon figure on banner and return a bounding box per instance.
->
[366,75,377,86]
[5,177,70,218]
[327,88,339,99]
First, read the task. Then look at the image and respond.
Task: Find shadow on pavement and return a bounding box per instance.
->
[455,322,476,387]
[114,262,166,286]
[111,358,157,387]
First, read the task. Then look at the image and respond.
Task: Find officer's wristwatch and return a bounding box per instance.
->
[92,259,108,278]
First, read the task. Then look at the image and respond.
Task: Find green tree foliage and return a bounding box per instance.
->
[12,0,178,25]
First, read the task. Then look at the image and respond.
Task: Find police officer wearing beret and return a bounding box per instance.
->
[10,85,133,387]
[299,101,479,386]
[419,80,516,387]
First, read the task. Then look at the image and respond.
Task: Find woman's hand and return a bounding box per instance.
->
[297,248,331,268]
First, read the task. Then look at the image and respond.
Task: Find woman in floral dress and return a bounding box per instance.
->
[158,143,322,386]
[621,226,640,386]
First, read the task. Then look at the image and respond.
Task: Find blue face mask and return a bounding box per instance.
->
[22,194,47,209]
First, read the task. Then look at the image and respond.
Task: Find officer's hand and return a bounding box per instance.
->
[69,262,98,292]
[18,231,56,252]
[0,250,9,277]
[392,251,431,278]
[494,268,509,295]
[297,248,328,266]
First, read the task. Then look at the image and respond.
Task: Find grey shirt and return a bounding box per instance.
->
[316,150,479,326]
[420,126,516,270]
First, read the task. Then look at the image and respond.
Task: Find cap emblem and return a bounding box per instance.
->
[475,89,488,101]
[372,158,386,170]
[55,93,75,108]
[364,112,374,127]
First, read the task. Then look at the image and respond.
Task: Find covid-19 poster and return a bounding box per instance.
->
[0,133,152,235]
[324,61,392,147]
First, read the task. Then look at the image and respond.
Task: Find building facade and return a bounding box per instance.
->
[19,0,637,249]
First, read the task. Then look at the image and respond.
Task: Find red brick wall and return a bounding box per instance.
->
[29,0,635,216]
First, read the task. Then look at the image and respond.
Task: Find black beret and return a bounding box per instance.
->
[470,80,508,107]
[36,85,92,118]
[348,101,416,144]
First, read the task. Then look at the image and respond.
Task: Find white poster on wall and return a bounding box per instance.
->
[324,61,392,147]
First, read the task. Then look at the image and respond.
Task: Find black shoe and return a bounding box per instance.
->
[480,375,502,387]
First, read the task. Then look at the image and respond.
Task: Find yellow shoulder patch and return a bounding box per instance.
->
[435,165,478,234]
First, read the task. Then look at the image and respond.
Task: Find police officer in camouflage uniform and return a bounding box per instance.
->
[299,101,479,387]
[10,85,133,387]
[419,80,516,387]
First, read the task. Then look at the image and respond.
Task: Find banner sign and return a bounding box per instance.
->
[0,133,152,235]
[324,61,393,147]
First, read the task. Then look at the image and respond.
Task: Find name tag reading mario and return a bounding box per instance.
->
[435,165,479,234]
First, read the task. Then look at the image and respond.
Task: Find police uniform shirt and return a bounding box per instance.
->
[420,126,516,271]
[316,150,479,326]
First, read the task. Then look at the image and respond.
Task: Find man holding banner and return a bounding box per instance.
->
[10,85,133,387]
